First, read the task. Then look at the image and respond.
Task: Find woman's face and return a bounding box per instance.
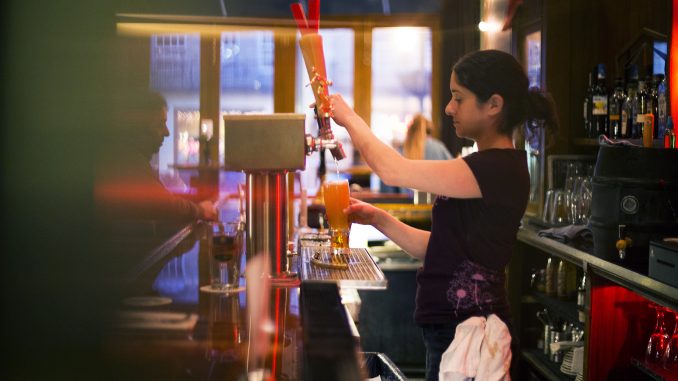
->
[445,72,498,140]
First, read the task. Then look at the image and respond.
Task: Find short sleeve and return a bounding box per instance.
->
[462,150,528,207]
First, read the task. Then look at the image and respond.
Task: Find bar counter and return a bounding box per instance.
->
[104,222,364,381]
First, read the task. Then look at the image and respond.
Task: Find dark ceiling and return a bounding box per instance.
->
[116,0,441,18]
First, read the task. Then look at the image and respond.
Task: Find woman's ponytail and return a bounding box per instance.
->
[525,87,559,141]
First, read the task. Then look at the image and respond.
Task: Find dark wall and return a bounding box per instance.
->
[438,0,480,156]
[1,1,118,379]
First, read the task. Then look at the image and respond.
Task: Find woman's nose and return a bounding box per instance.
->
[445,101,456,116]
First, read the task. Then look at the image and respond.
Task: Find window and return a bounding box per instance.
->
[150,33,200,173]
[371,27,432,149]
[219,30,276,196]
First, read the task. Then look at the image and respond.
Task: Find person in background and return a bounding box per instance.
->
[96,89,216,224]
[330,49,558,380]
[403,114,453,161]
[380,115,453,194]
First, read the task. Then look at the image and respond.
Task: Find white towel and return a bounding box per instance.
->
[439,314,512,381]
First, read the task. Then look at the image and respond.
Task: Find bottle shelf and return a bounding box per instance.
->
[573,137,665,148]
[532,291,584,329]
[522,348,577,381]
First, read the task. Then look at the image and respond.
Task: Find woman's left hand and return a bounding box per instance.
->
[328,94,359,128]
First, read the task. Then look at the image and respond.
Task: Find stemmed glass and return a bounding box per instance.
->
[664,308,678,370]
[646,303,670,364]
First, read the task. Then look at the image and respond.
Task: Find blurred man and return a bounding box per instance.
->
[96,89,216,223]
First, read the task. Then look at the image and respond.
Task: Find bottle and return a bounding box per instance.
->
[557,259,577,300]
[649,75,659,139]
[629,82,642,138]
[658,75,668,138]
[621,83,637,138]
[637,80,649,138]
[665,116,676,149]
[545,257,557,297]
[584,72,594,137]
[609,78,625,138]
[591,64,609,136]
[577,272,587,323]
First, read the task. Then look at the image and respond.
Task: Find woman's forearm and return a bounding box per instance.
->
[344,115,407,187]
[373,210,430,260]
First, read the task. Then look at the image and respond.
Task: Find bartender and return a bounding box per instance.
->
[330,50,558,380]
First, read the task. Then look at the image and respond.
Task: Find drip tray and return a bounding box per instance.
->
[299,246,388,290]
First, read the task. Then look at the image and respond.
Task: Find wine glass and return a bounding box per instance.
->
[664,309,678,370]
[646,303,670,364]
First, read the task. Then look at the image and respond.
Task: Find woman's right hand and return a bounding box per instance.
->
[343,198,386,228]
[329,94,360,128]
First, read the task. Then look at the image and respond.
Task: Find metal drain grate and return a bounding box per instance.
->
[300,246,387,290]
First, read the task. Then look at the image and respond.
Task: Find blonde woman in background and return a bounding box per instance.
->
[403,114,452,161]
[381,115,452,193]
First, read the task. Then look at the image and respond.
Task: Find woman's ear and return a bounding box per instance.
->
[486,94,504,117]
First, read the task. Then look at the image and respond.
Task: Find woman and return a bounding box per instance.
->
[329,50,558,380]
[403,114,452,161]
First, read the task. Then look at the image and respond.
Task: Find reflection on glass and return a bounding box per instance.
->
[295,29,355,195]
[371,27,432,150]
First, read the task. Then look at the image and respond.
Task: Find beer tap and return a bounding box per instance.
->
[305,106,346,160]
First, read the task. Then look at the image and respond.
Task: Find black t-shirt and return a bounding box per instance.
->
[414,149,530,325]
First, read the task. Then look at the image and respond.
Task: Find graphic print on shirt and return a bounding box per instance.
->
[446,259,502,316]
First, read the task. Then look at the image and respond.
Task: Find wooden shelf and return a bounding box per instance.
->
[522,348,577,381]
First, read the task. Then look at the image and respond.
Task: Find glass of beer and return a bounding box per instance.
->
[322,179,350,254]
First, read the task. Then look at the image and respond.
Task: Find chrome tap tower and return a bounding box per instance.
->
[223,113,344,281]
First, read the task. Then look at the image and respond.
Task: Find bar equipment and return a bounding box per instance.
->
[223,114,345,284]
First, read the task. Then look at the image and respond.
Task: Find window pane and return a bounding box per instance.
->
[150,33,200,179]
[371,27,432,149]
[295,29,355,195]
[219,30,275,196]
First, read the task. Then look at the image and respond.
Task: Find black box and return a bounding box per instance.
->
[649,240,678,288]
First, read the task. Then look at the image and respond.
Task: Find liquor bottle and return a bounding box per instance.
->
[621,82,638,138]
[648,75,659,139]
[584,72,594,138]
[577,272,587,323]
[636,81,652,137]
[545,257,557,297]
[557,259,577,300]
[657,75,667,139]
[591,64,609,136]
[631,81,643,138]
[609,78,625,138]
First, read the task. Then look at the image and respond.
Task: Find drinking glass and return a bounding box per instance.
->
[577,177,593,224]
[209,222,244,291]
[663,309,678,370]
[646,303,670,363]
[543,189,555,223]
[322,179,351,254]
